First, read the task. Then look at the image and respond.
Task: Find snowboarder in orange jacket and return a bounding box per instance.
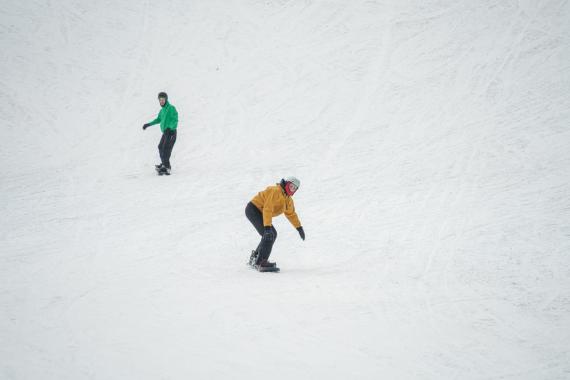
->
[245,176,305,270]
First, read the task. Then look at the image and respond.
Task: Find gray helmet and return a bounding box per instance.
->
[285,176,300,188]
[282,176,300,196]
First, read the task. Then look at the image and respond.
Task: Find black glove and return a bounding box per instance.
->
[263,226,274,241]
[297,226,305,241]
[142,123,150,130]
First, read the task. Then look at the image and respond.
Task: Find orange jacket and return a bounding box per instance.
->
[251,184,302,228]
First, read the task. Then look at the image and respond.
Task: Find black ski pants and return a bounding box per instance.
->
[158,129,177,168]
[245,202,277,263]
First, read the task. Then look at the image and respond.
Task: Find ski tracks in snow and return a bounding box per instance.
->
[2,1,570,379]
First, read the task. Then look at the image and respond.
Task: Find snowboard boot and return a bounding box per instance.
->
[257,258,276,268]
[250,251,276,268]
[155,163,164,169]
[158,166,171,175]
[256,259,279,272]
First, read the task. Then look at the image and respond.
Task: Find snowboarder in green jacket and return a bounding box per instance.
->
[142,92,178,175]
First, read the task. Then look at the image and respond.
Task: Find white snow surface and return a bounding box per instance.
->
[1,1,570,379]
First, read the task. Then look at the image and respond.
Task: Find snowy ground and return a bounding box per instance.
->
[1,1,570,379]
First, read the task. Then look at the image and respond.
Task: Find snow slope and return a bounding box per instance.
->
[1,1,570,379]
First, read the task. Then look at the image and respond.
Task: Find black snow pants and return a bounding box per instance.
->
[158,129,177,168]
[245,202,277,264]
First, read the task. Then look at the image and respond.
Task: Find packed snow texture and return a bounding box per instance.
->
[1,1,569,379]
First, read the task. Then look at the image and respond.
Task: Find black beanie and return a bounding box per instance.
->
[158,92,168,100]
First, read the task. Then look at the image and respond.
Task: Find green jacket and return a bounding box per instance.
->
[148,102,178,132]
